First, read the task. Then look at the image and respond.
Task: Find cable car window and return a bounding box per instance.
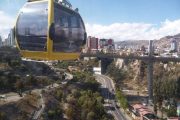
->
[54,3,74,52]
[16,1,48,51]
[54,6,69,28]
[70,16,79,28]
[79,19,84,28]
[53,3,84,53]
[60,17,68,27]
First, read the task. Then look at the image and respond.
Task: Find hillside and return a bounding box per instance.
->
[0,93,39,120]
[154,33,180,48]
[116,33,180,49]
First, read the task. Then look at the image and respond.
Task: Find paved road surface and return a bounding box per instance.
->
[32,90,45,120]
[95,74,127,120]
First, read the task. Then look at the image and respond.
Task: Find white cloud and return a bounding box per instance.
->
[1,9,180,42]
[0,11,15,40]
[85,19,180,41]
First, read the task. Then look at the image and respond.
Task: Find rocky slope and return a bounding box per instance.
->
[116,33,180,49]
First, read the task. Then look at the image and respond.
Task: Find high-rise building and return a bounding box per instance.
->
[5,29,15,47]
[98,39,114,50]
[107,39,113,45]
[87,36,98,50]
[114,44,118,50]
[4,38,8,46]
[107,39,115,50]
[86,36,115,52]
[0,36,2,47]
[98,39,107,49]
[170,38,178,52]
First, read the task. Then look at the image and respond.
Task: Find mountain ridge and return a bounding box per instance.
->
[116,33,180,48]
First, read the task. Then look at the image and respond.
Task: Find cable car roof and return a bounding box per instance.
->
[27,0,78,12]
[57,0,72,8]
[27,0,46,2]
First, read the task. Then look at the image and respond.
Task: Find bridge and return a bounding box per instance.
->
[81,51,180,103]
[81,53,180,62]
[1,45,179,104]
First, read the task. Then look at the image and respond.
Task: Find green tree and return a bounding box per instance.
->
[48,110,56,119]
[65,106,76,120]
[87,111,96,120]
[106,62,126,84]
[55,89,63,101]
[66,96,81,120]
[176,77,180,98]
[116,89,128,110]
[26,75,37,86]
[15,80,24,96]
[166,106,177,117]
[0,112,7,120]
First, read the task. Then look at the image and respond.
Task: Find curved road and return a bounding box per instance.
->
[95,74,128,120]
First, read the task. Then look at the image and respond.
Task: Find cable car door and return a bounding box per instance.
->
[53,3,77,53]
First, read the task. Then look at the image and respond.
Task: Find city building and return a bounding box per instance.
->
[99,39,107,50]
[170,38,178,52]
[0,35,2,47]
[114,44,118,50]
[130,104,158,120]
[4,38,9,46]
[141,45,146,52]
[5,29,16,47]
[107,39,115,50]
[86,36,115,53]
[87,36,98,50]
[98,38,115,50]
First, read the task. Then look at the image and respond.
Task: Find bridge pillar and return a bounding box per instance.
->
[100,58,113,74]
[147,40,154,103]
[147,60,153,103]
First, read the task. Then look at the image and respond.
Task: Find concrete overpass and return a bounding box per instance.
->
[81,52,180,103]
[81,53,180,62]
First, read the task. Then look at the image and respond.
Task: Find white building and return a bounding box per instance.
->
[5,29,15,47]
[0,36,2,47]
[93,67,101,75]
[170,38,178,52]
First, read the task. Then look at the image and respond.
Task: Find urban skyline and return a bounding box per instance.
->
[0,1,180,120]
[0,0,180,41]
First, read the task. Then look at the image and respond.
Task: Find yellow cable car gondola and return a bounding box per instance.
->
[15,0,86,60]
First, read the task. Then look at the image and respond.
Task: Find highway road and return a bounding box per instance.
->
[95,74,128,120]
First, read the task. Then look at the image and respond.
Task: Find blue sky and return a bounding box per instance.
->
[71,0,180,25]
[0,0,26,17]
[0,0,180,41]
[1,0,180,24]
